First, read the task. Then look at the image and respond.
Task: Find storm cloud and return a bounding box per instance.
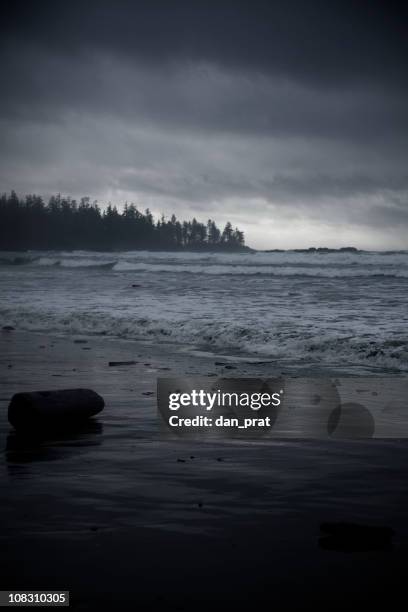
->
[1,0,408,248]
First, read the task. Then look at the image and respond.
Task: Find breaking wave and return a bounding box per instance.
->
[2,249,407,374]
[0,250,408,278]
[112,261,408,277]
[1,307,408,372]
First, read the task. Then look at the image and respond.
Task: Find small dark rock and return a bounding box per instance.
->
[2,325,15,331]
[224,365,236,370]
[215,361,226,366]
[177,458,186,463]
[74,339,88,344]
[131,284,141,288]
[142,391,154,396]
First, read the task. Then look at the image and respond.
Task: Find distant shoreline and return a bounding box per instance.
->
[1,246,407,255]
[0,245,252,254]
[262,246,361,253]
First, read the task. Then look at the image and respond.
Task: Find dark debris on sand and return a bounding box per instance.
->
[108,360,137,366]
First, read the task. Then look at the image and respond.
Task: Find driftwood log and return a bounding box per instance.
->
[8,388,104,430]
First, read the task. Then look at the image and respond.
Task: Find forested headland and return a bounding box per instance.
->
[0,192,248,251]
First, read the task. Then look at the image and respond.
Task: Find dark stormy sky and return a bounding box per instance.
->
[1,1,408,249]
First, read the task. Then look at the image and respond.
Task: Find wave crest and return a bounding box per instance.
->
[1,308,407,372]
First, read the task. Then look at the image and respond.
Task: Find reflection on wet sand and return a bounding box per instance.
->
[6,420,103,464]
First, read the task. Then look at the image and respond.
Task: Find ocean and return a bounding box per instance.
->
[1,249,407,374]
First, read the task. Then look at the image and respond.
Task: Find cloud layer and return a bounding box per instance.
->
[1,1,407,248]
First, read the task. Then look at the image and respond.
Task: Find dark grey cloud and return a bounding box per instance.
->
[1,50,407,148]
[3,1,408,87]
[0,1,407,248]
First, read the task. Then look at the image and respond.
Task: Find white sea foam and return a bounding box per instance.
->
[2,250,405,277]
[1,249,407,373]
[1,306,407,372]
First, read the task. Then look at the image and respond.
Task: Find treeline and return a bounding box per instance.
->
[0,192,247,251]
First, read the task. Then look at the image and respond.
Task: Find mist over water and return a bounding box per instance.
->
[1,249,407,373]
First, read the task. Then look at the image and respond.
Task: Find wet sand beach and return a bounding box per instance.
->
[1,330,408,609]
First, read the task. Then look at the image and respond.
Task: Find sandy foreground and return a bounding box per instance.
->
[1,330,408,609]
